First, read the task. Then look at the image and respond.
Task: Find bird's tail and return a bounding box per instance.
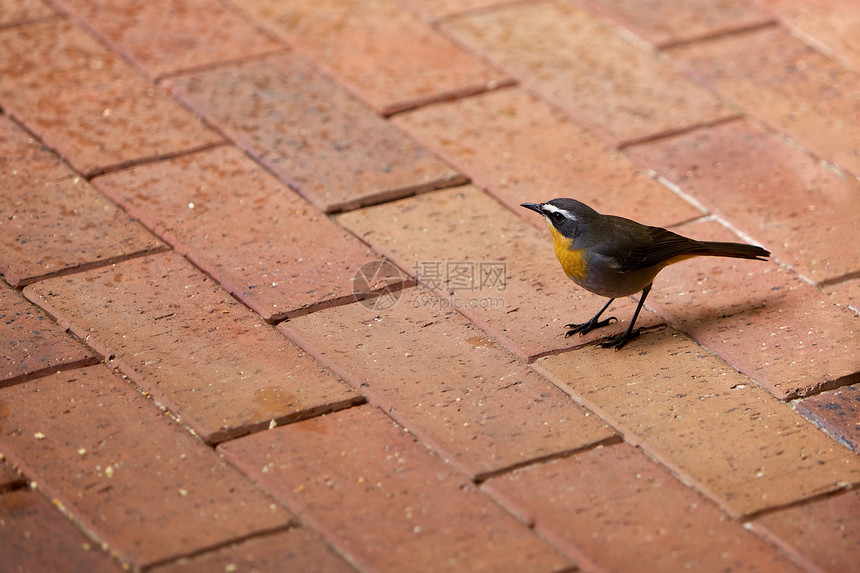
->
[695,241,770,261]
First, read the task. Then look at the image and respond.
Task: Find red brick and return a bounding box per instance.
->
[652,219,859,400]
[826,278,860,315]
[0,489,121,573]
[757,0,860,73]
[752,489,860,573]
[337,185,663,361]
[443,1,736,147]
[0,19,223,176]
[52,0,280,79]
[93,146,391,321]
[151,527,356,573]
[0,366,294,569]
[670,26,860,177]
[0,114,68,181]
[218,406,573,572]
[400,0,502,21]
[393,88,702,227]
[626,119,859,285]
[535,327,860,518]
[0,173,164,287]
[796,384,860,453]
[0,460,25,490]
[281,288,616,480]
[0,0,54,27]
[234,0,511,115]
[1,280,96,387]
[484,443,803,572]
[582,0,773,48]
[165,54,466,213]
[23,252,363,444]
[0,115,164,286]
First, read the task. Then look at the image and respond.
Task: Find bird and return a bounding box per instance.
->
[521,198,770,349]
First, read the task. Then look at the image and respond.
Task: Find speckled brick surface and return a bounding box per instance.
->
[443,0,736,146]
[393,88,703,226]
[165,53,466,212]
[219,406,573,572]
[23,252,362,444]
[52,0,280,79]
[0,489,122,572]
[282,289,616,480]
[233,0,512,115]
[753,488,860,573]
[0,0,55,27]
[826,278,860,314]
[671,26,860,176]
[627,119,860,285]
[2,1,858,569]
[652,220,859,399]
[582,0,773,47]
[151,528,356,573]
[0,115,164,286]
[0,19,222,175]
[484,443,803,571]
[1,280,96,386]
[0,366,294,569]
[93,146,387,321]
[0,460,24,491]
[796,383,860,452]
[535,327,860,518]
[756,0,860,72]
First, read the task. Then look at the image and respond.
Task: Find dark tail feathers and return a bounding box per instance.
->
[696,241,770,261]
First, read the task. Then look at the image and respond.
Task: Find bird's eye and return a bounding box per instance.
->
[551,211,566,224]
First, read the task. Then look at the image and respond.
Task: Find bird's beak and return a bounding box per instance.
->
[521,203,543,215]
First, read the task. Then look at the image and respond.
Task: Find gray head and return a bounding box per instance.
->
[521,198,599,239]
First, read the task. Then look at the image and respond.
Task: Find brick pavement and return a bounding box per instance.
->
[1,0,858,571]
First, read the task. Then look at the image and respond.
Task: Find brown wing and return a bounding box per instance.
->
[611,226,703,272]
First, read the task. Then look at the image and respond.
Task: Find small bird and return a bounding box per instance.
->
[522,199,770,349]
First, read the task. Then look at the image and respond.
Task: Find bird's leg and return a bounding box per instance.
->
[564,298,617,337]
[597,284,652,350]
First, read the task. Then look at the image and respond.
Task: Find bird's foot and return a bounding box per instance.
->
[564,316,617,337]
[595,327,643,350]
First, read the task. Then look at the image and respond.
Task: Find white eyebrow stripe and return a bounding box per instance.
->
[541,204,574,219]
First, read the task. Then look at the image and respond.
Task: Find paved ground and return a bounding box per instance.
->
[1,0,859,571]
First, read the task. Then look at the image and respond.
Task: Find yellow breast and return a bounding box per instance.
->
[549,225,587,280]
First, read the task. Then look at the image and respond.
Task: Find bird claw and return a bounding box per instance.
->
[595,328,643,350]
[563,316,617,337]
